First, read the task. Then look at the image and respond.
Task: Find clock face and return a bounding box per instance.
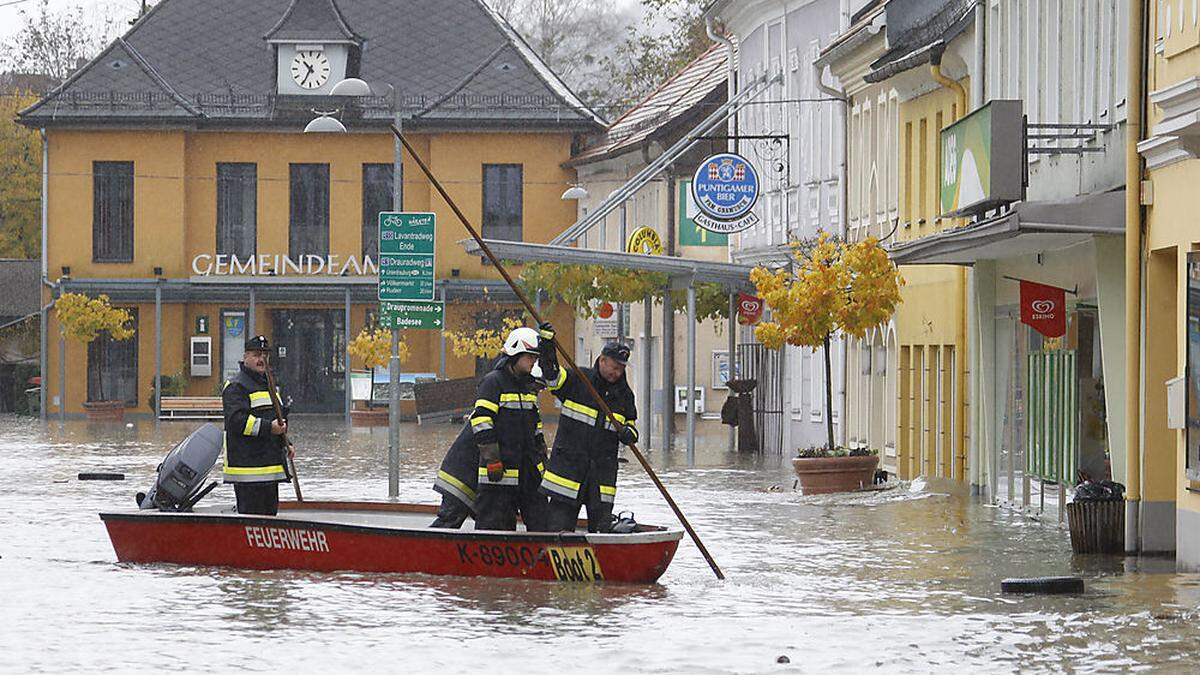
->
[290,50,330,89]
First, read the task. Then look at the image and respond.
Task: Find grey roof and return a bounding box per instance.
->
[264,0,361,43]
[20,0,602,129]
[0,260,41,320]
[864,0,973,82]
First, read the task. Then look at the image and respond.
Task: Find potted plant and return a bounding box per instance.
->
[56,292,136,421]
[347,325,408,426]
[750,233,903,494]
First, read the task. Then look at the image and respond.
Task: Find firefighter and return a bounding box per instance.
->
[221,335,293,516]
[539,335,638,533]
[467,327,550,531]
[429,361,550,529]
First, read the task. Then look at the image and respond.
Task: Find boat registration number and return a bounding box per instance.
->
[545,546,604,582]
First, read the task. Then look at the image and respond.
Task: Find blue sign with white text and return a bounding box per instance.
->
[691,152,760,221]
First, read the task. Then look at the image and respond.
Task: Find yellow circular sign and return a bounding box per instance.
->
[625,226,664,255]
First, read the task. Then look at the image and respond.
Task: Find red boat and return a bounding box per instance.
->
[100,501,682,583]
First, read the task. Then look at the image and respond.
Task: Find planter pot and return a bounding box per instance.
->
[350,408,390,427]
[792,454,880,495]
[84,400,126,422]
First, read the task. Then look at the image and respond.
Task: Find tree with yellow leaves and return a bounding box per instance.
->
[445,315,525,360]
[751,233,904,451]
[348,326,409,401]
[0,90,41,259]
[56,292,135,402]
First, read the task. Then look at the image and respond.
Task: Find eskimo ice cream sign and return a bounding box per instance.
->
[691,152,761,234]
[192,254,378,276]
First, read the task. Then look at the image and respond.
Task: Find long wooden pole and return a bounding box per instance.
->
[263,361,303,502]
[390,124,724,580]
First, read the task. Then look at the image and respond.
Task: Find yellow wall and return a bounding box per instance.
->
[893,81,970,481]
[45,128,579,415]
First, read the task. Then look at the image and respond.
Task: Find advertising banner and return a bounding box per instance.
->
[691,153,761,234]
[939,99,1024,217]
[1018,280,1066,338]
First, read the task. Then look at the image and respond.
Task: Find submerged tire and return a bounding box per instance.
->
[77,472,125,481]
[1001,576,1084,594]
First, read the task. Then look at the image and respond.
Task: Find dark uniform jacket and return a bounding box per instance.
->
[540,361,636,504]
[222,363,290,484]
[462,360,545,490]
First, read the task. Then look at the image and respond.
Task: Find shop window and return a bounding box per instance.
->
[289,163,330,257]
[482,164,522,242]
[361,163,395,261]
[93,161,133,262]
[87,308,137,405]
[216,163,256,259]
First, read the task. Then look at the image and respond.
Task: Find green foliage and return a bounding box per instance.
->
[0,91,41,259]
[147,371,186,411]
[519,262,729,321]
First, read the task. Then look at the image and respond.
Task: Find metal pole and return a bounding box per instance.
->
[248,287,256,337]
[662,284,675,453]
[439,284,447,378]
[687,282,696,465]
[388,328,400,498]
[154,281,162,422]
[39,301,47,421]
[617,202,627,342]
[643,294,653,451]
[344,287,352,425]
[728,291,736,451]
[58,330,65,423]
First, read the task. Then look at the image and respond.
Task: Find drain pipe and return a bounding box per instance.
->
[1124,0,1146,554]
[706,15,737,153]
[39,130,49,421]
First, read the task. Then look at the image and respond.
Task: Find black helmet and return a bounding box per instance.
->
[244,335,271,352]
[601,341,631,365]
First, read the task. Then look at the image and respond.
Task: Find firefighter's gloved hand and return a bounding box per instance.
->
[617,423,638,447]
[480,443,504,482]
[486,461,505,483]
[537,322,555,341]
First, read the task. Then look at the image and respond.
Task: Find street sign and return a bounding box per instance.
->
[378,211,436,301]
[379,301,445,330]
[691,152,761,234]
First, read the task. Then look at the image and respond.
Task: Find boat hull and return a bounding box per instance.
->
[100,501,681,584]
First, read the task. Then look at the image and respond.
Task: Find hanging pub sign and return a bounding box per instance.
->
[1019,280,1067,338]
[625,226,664,255]
[691,152,761,234]
[736,293,764,325]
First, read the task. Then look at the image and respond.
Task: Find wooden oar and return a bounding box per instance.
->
[263,361,303,502]
[389,124,725,580]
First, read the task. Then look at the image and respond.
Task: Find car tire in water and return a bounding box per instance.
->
[1000,576,1084,594]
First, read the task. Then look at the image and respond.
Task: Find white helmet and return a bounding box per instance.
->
[502,327,540,357]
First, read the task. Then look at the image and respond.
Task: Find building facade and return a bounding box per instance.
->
[22,0,597,417]
[712,0,848,453]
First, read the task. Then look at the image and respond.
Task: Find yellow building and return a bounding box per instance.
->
[21,0,599,417]
[1138,0,1200,565]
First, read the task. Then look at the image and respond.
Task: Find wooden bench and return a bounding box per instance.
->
[414,377,477,424]
[159,396,224,420]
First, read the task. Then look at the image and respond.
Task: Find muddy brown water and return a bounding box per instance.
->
[0,416,1194,672]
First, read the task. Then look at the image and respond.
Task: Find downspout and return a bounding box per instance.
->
[1124,0,1146,553]
[929,47,968,119]
[39,130,48,421]
[816,65,850,447]
[706,15,737,154]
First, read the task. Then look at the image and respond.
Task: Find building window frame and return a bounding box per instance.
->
[216,162,257,260]
[362,163,395,261]
[289,163,330,258]
[87,307,138,405]
[481,163,523,242]
[93,161,134,263]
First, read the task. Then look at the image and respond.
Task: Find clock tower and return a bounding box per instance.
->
[265,0,362,96]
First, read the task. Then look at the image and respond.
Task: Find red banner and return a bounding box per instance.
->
[1019,280,1066,338]
[736,293,764,325]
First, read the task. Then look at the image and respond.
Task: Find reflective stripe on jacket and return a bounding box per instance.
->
[470,361,543,489]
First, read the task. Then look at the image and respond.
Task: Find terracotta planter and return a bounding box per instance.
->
[84,400,126,422]
[350,408,390,427]
[792,454,880,495]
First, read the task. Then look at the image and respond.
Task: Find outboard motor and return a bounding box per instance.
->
[136,423,223,511]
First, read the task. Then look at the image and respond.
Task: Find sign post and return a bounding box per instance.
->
[378,211,438,499]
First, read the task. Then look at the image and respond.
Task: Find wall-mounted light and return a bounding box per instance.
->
[153,266,163,277]
[561,184,588,200]
[60,266,70,277]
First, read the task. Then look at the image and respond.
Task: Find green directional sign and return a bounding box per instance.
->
[379,301,445,330]
[379,211,436,301]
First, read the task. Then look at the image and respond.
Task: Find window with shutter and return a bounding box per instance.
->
[289,163,330,257]
[93,161,134,262]
[87,308,138,405]
[362,163,395,260]
[217,163,257,259]
[482,164,523,242]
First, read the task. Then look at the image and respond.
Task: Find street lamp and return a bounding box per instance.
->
[561,184,588,200]
[303,112,346,133]
[330,77,372,97]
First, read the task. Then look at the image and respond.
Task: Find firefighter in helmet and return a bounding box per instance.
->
[456,326,550,531]
[538,332,638,533]
[221,335,293,516]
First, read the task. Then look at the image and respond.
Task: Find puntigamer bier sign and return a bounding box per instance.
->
[192,254,378,276]
[691,152,761,234]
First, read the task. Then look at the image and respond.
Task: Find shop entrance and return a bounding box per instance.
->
[271,309,346,413]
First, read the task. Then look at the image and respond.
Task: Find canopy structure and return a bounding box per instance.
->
[888,190,1125,265]
[460,237,758,461]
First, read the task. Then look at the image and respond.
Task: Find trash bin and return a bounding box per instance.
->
[1067,481,1125,554]
[23,386,40,417]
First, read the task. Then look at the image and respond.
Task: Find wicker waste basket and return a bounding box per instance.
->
[1066,500,1125,554]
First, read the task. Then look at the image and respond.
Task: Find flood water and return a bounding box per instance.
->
[2,415,1198,672]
